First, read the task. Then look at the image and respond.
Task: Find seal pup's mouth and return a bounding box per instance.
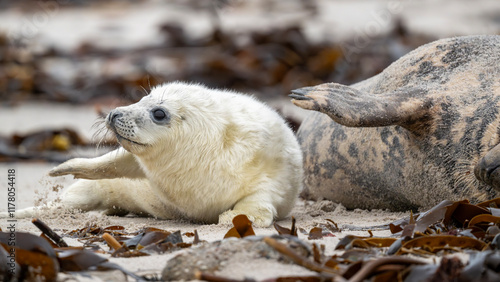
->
[104,110,147,147]
[114,133,147,146]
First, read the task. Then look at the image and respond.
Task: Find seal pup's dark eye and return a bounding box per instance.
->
[153,109,166,120]
[150,108,170,124]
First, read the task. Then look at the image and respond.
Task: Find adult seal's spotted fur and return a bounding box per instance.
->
[290,35,500,211]
[6,82,303,227]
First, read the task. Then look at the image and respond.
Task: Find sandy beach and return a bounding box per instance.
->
[1,0,499,280]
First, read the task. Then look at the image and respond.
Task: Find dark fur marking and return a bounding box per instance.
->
[380,127,392,146]
[348,143,359,158]
[441,42,475,70]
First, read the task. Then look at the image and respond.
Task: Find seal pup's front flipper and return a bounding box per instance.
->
[290,82,434,130]
[49,147,146,180]
[475,144,500,192]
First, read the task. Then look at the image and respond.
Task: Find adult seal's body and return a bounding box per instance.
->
[9,82,303,226]
[290,35,500,211]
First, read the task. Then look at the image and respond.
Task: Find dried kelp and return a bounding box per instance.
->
[3,198,500,281]
[1,10,433,108]
[0,218,198,281]
[196,199,500,281]
[274,216,297,236]
[224,214,256,238]
[0,232,59,281]
[0,128,90,162]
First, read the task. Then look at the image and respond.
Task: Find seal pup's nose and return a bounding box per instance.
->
[108,110,123,125]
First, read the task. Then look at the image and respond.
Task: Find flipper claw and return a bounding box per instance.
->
[289,93,313,100]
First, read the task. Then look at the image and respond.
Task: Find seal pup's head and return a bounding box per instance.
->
[105,81,226,155]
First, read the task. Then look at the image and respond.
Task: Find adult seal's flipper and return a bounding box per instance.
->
[475,144,500,191]
[290,83,434,130]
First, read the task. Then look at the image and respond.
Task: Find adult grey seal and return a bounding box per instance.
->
[290,35,500,211]
[4,82,303,227]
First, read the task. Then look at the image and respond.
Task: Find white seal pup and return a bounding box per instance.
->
[7,82,303,227]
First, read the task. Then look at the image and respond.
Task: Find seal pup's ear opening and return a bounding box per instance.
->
[290,82,435,131]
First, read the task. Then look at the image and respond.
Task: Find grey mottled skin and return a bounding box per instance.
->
[291,35,500,211]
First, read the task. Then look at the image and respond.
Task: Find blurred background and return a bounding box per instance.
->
[0,0,499,204]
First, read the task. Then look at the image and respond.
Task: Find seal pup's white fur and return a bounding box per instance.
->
[7,82,303,227]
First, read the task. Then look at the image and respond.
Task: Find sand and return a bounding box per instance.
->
[0,163,407,280]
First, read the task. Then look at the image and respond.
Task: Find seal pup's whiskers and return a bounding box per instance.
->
[160,85,168,104]
[92,116,117,151]
[140,85,149,97]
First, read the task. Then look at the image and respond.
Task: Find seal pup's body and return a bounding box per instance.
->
[291,35,500,211]
[9,82,303,226]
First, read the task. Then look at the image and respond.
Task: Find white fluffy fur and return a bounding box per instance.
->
[7,82,303,227]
